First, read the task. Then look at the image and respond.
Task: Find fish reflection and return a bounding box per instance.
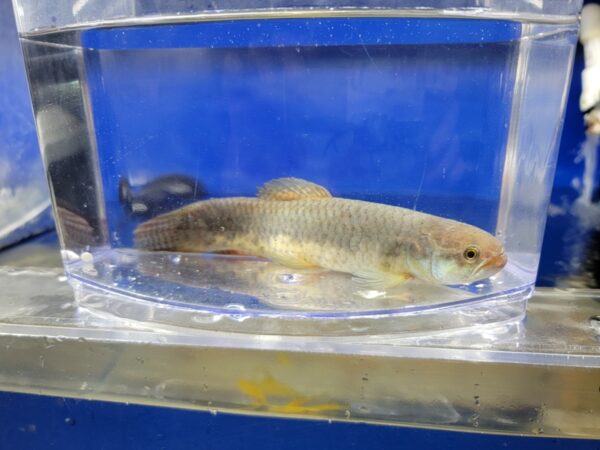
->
[133,251,476,311]
[55,205,104,248]
[119,175,206,219]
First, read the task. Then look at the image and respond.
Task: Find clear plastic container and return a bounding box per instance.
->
[12,0,582,336]
[0,0,53,249]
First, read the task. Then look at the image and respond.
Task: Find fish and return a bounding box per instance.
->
[119,174,206,219]
[134,177,507,288]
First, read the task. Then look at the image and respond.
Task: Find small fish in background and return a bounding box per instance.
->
[134,177,506,288]
[119,174,206,220]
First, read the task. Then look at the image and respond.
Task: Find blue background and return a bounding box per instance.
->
[1,391,598,450]
[1,0,599,449]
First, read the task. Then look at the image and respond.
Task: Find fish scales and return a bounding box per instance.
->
[138,198,429,272]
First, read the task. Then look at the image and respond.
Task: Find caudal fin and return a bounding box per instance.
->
[134,208,191,251]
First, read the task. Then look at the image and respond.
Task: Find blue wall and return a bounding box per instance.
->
[0,391,597,450]
[0,1,598,449]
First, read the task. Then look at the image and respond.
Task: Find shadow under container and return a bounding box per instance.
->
[12,0,582,336]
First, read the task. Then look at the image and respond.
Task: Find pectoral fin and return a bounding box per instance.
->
[258,177,332,201]
[352,270,413,290]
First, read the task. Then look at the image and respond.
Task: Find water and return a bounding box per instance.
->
[19,11,578,335]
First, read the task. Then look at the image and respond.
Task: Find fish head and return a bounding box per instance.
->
[418,223,507,285]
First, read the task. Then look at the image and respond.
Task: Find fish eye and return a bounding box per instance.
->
[463,246,480,262]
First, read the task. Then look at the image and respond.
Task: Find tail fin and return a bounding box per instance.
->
[134,208,192,251]
[134,199,241,252]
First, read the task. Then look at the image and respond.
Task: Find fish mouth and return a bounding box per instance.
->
[479,251,507,274]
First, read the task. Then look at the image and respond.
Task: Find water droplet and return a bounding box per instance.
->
[277,273,303,284]
[64,417,75,426]
[154,382,167,398]
[209,409,217,416]
[81,252,93,263]
[225,304,245,311]
[57,275,67,282]
[171,255,182,264]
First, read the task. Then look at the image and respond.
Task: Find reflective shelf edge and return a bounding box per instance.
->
[0,267,598,438]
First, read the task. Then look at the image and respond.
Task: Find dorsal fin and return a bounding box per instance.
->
[257,177,332,201]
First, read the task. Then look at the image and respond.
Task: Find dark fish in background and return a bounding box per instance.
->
[119,175,206,220]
